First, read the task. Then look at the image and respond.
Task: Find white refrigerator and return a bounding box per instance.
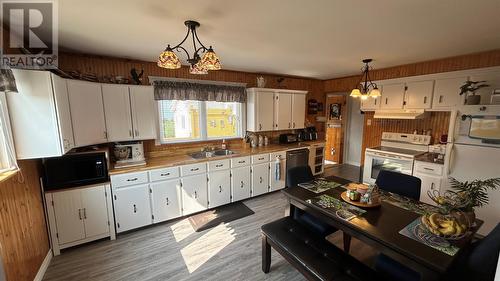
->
[444,105,500,236]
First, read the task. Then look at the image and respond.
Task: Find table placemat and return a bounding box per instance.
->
[306,194,366,221]
[379,191,441,215]
[399,218,459,256]
[298,180,343,194]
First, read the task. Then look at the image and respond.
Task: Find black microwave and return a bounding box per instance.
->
[42,152,109,190]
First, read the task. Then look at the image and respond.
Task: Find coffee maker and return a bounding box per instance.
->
[298,126,318,141]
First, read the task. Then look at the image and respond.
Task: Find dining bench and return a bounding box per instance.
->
[261,216,380,281]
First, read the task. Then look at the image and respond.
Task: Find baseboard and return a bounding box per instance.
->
[33,250,52,281]
[344,161,360,167]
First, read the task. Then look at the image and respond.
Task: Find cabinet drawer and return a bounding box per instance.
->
[415,162,443,176]
[270,151,286,161]
[111,171,148,188]
[181,162,207,176]
[208,159,230,171]
[231,156,251,168]
[149,166,180,182]
[252,154,270,164]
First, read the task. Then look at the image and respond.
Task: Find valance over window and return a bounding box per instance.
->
[153,80,246,103]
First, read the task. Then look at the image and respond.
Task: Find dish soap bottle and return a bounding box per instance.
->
[221,139,227,150]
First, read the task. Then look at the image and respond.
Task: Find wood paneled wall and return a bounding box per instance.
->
[360,112,450,164]
[58,52,325,154]
[0,160,49,281]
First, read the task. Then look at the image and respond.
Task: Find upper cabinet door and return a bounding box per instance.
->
[291,94,306,129]
[404,80,434,109]
[51,74,75,153]
[432,77,467,108]
[67,80,107,147]
[360,88,381,111]
[274,92,292,130]
[380,83,405,109]
[256,91,275,132]
[130,86,156,140]
[102,84,133,142]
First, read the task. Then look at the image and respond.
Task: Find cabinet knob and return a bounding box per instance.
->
[133,204,137,213]
[166,197,169,205]
[439,95,443,103]
[83,208,87,219]
[194,191,198,198]
[78,209,82,220]
[259,124,262,130]
[160,173,170,176]
[240,181,244,188]
[259,177,263,184]
[423,96,427,104]
[385,98,388,105]
[293,122,296,128]
[219,186,222,193]
[288,123,291,128]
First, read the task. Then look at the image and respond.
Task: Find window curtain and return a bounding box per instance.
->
[153,80,246,103]
[0,69,18,93]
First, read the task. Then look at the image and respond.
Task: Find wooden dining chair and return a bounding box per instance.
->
[375,170,421,200]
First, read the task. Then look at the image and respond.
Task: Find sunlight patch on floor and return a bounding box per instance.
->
[180,223,236,273]
[170,218,195,243]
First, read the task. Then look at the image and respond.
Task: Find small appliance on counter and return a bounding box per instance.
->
[114,141,146,168]
[279,133,298,144]
[42,150,109,190]
[298,127,318,141]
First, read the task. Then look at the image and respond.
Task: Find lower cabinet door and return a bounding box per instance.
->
[270,159,286,191]
[252,163,270,197]
[150,179,182,223]
[208,170,231,208]
[52,189,85,244]
[81,185,110,237]
[181,174,208,215]
[417,173,442,206]
[231,166,251,202]
[113,184,152,233]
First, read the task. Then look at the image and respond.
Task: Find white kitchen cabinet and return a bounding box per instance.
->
[291,94,306,129]
[7,69,75,159]
[231,166,251,201]
[251,162,269,197]
[102,84,133,141]
[360,96,381,111]
[432,77,467,108]
[45,184,115,256]
[380,83,405,109]
[413,161,443,206]
[67,80,108,146]
[181,174,208,215]
[274,92,293,130]
[247,89,275,132]
[150,179,182,223]
[113,184,152,233]
[130,85,156,140]
[404,80,434,109]
[269,152,286,191]
[52,74,75,153]
[51,189,85,245]
[208,170,231,208]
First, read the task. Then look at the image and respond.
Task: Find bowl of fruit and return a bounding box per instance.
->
[420,213,468,240]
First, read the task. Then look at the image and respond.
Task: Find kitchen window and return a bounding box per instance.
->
[0,93,17,174]
[158,100,243,143]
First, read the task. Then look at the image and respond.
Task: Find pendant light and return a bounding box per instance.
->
[350,59,380,99]
[158,20,221,74]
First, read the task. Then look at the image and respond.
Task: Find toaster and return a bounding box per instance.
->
[279,133,298,144]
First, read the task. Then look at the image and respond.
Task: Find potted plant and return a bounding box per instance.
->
[448,177,500,223]
[459,80,489,105]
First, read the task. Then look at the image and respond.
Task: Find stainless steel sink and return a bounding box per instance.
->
[188,149,235,159]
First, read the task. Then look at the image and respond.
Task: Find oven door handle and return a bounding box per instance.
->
[366,151,410,160]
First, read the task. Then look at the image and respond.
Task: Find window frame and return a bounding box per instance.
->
[156,100,245,144]
[0,92,18,174]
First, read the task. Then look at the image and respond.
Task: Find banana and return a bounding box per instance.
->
[429,213,442,229]
[455,224,464,235]
[439,225,457,236]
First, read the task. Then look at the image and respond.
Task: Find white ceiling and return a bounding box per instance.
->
[58,0,500,79]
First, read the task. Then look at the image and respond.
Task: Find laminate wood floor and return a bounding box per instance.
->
[43,191,376,281]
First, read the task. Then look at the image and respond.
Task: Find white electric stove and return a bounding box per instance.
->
[363,132,431,184]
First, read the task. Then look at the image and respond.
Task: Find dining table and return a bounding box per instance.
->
[282,176,483,281]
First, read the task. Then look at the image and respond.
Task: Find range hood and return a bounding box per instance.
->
[373,109,428,119]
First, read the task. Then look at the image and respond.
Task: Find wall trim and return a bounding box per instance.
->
[148,76,247,87]
[33,250,52,281]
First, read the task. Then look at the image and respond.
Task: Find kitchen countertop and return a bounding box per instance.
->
[414,152,444,165]
[109,140,325,175]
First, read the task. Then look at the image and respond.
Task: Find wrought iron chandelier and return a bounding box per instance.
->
[350,59,381,100]
[157,20,221,74]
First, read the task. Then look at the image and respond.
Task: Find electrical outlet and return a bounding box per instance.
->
[367,119,372,126]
